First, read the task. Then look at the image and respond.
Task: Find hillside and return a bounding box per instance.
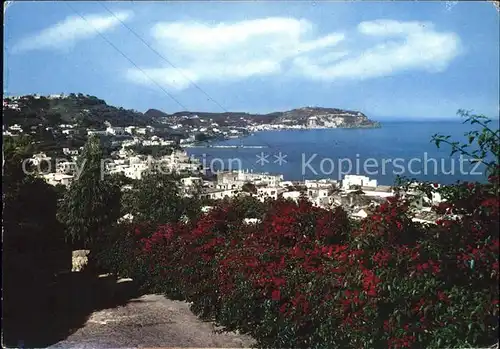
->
[275,107,379,128]
[147,107,379,128]
[3,94,153,128]
[3,94,379,130]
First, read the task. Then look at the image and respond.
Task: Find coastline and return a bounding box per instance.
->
[184,121,489,186]
[181,123,381,148]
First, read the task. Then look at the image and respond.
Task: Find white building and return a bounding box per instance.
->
[216,182,241,190]
[201,206,214,213]
[124,126,136,135]
[42,173,74,187]
[352,208,369,220]
[307,116,319,128]
[56,161,77,175]
[9,124,23,133]
[181,176,203,188]
[29,152,51,166]
[256,186,281,201]
[176,162,202,173]
[342,175,377,190]
[106,126,126,136]
[48,93,64,99]
[307,187,330,199]
[123,163,149,180]
[282,191,302,202]
[4,100,21,110]
[180,135,196,144]
[217,170,283,187]
[108,164,130,176]
[201,188,238,200]
[305,179,338,188]
[243,218,261,225]
[63,148,79,156]
[361,190,394,199]
[87,130,107,136]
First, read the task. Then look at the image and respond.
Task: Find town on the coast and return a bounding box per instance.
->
[4,94,442,225]
[4,2,499,347]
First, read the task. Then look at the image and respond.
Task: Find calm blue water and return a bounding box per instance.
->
[187,121,494,186]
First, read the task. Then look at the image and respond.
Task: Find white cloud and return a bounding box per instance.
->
[126,17,344,90]
[12,11,133,52]
[293,19,462,81]
[125,17,461,90]
[357,19,431,37]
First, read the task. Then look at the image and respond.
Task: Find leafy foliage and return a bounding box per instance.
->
[3,135,69,285]
[432,109,499,178]
[57,135,121,248]
[124,144,175,157]
[98,110,499,348]
[4,94,154,128]
[115,180,499,348]
[241,181,257,194]
[122,170,186,225]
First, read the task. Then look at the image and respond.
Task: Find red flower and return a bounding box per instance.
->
[428,260,441,275]
[437,290,449,303]
[271,289,281,301]
[272,277,286,287]
[410,249,420,261]
[412,298,426,313]
[373,249,391,267]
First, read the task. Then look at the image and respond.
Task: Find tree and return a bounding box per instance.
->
[432,110,499,179]
[328,184,341,195]
[430,110,499,206]
[352,188,365,195]
[182,180,211,221]
[3,134,68,288]
[242,181,257,195]
[195,133,211,142]
[122,170,187,226]
[57,135,121,248]
[45,112,62,126]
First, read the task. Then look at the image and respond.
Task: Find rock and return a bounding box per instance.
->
[72,250,90,272]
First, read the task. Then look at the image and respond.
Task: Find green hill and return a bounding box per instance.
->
[3,94,152,128]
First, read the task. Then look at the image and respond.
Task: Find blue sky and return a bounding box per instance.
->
[3,1,499,120]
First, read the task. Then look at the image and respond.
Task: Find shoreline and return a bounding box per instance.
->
[182,124,382,148]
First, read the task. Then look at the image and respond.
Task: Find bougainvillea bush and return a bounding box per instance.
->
[120,178,498,348]
[104,113,499,348]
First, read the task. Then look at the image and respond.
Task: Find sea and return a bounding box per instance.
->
[186,121,495,186]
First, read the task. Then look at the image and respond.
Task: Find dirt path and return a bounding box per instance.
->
[48,293,255,349]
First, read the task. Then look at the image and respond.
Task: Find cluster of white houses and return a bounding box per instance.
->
[199,174,390,204]
[33,147,202,187]
[199,173,444,223]
[32,146,444,222]
[9,116,443,224]
[3,94,65,110]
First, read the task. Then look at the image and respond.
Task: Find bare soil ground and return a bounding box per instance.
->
[48,292,255,349]
[3,273,254,348]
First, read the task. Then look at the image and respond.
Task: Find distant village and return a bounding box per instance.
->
[4,94,442,225]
